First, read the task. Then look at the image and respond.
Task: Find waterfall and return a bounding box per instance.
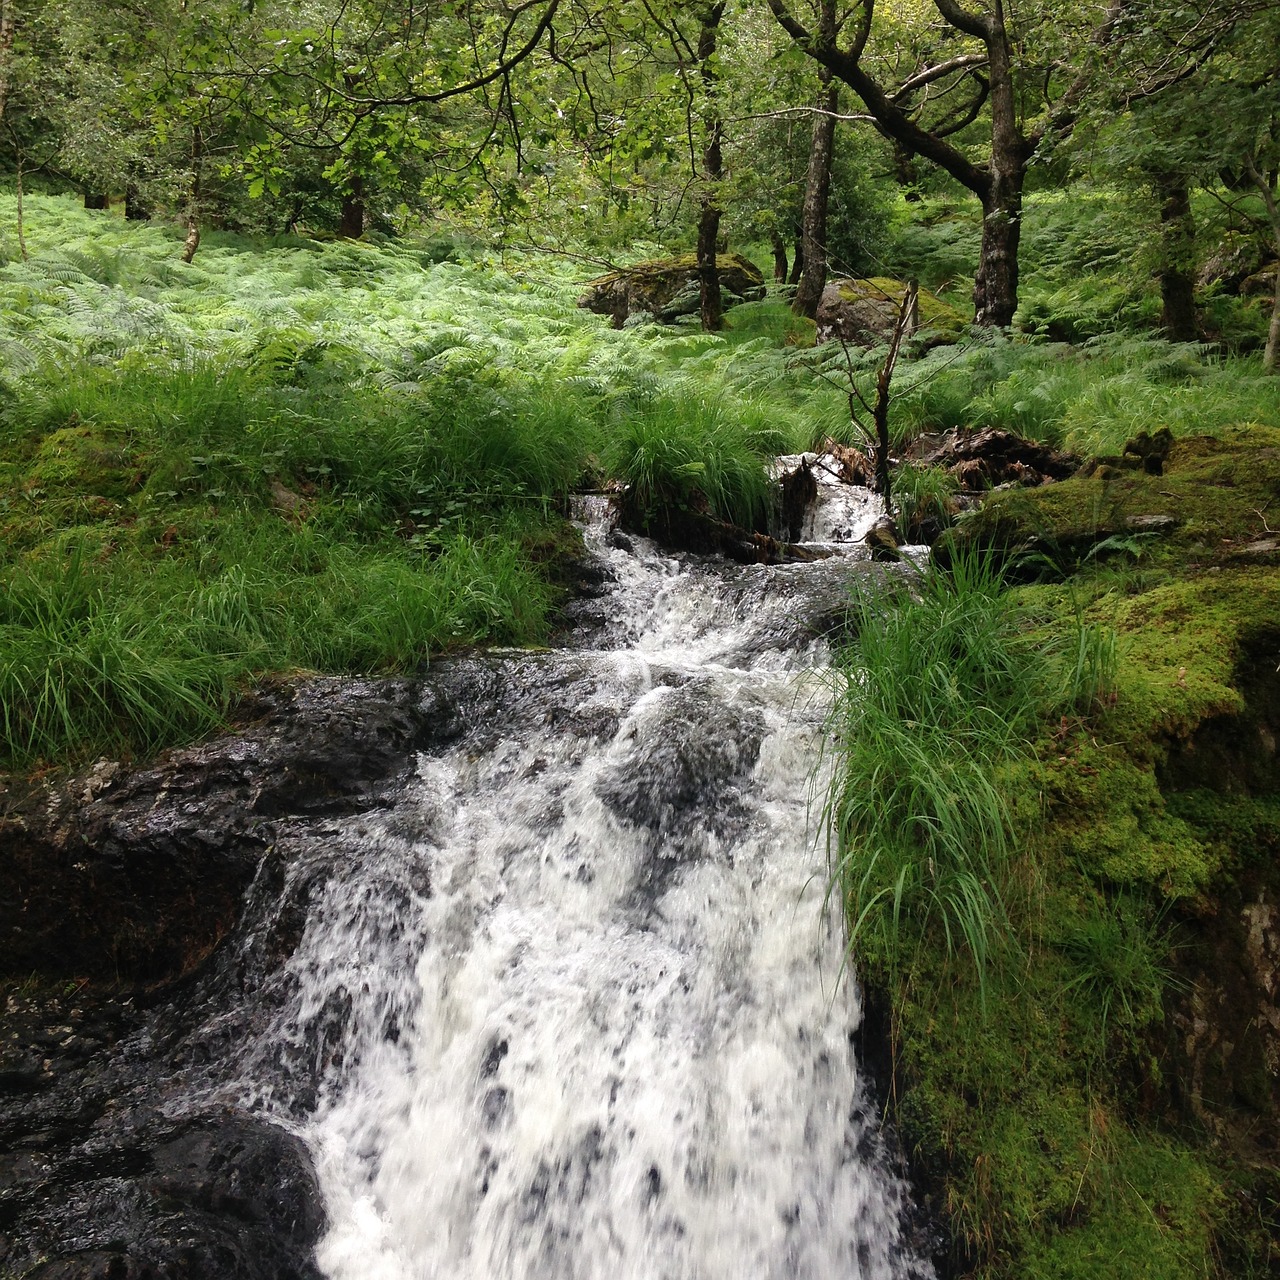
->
[240,491,932,1280]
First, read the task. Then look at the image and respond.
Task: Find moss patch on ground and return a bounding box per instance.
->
[941,426,1280,573]
[866,426,1280,1278]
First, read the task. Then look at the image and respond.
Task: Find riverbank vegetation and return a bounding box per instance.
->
[3,0,1280,1274]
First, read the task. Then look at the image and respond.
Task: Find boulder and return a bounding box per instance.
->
[1241,263,1279,298]
[1199,233,1276,294]
[815,277,966,348]
[577,253,765,327]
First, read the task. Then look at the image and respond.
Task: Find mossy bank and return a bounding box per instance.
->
[852,427,1280,1277]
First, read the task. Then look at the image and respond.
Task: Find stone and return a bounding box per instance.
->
[814,277,966,349]
[1199,234,1276,294]
[577,254,765,327]
[864,518,902,562]
[1241,264,1279,297]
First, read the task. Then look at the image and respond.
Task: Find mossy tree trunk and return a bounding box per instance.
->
[792,58,838,320]
[695,2,727,333]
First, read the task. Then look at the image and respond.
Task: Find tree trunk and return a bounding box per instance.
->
[769,229,788,283]
[789,240,804,287]
[1243,157,1280,373]
[1267,281,1280,375]
[1156,175,1197,342]
[181,128,202,264]
[792,69,838,319]
[893,142,921,199]
[0,1,15,128]
[974,178,1022,328]
[125,184,149,220]
[695,3,727,333]
[972,19,1024,329]
[697,202,722,333]
[14,148,27,260]
[339,175,365,239]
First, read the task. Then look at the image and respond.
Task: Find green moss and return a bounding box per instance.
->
[590,252,764,287]
[1167,791,1280,871]
[860,479,1280,1274]
[946,427,1280,572]
[1031,746,1214,891]
[24,425,145,500]
[1025,1136,1225,1279]
[835,275,968,340]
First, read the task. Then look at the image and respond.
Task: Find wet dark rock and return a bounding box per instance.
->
[596,684,764,899]
[4,1111,324,1280]
[615,495,833,565]
[775,457,819,544]
[0,678,457,983]
[864,519,902,562]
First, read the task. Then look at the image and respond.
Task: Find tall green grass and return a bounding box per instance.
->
[0,523,548,767]
[826,552,1045,995]
[827,549,1128,994]
[0,195,826,768]
[604,386,790,529]
[891,333,1280,456]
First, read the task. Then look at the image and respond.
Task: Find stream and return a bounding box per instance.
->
[242,488,931,1280]
[1,472,935,1280]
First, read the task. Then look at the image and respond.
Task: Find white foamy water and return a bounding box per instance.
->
[250,499,930,1280]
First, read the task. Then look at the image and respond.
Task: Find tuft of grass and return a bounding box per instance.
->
[892,462,959,538]
[603,387,782,530]
[1058,895,1174,1047]
[826,549,1045,997]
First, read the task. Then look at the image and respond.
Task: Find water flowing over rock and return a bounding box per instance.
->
[2,497,935,1279]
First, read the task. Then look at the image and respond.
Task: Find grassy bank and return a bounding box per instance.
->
[830,438,1280,1276]
[0,196,832,769]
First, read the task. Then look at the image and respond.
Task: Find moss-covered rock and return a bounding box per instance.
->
[24,424,145,500]
[577,253,765,326]
[815,276,967,349]
[865,424,1280,1277]
[938,425,1280,574]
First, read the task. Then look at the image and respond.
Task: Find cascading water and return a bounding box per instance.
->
[234,486,933,1280]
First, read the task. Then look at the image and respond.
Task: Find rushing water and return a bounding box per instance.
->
[243,487,931,1280]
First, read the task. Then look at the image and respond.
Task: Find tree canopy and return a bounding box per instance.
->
[0,0,1277,351]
